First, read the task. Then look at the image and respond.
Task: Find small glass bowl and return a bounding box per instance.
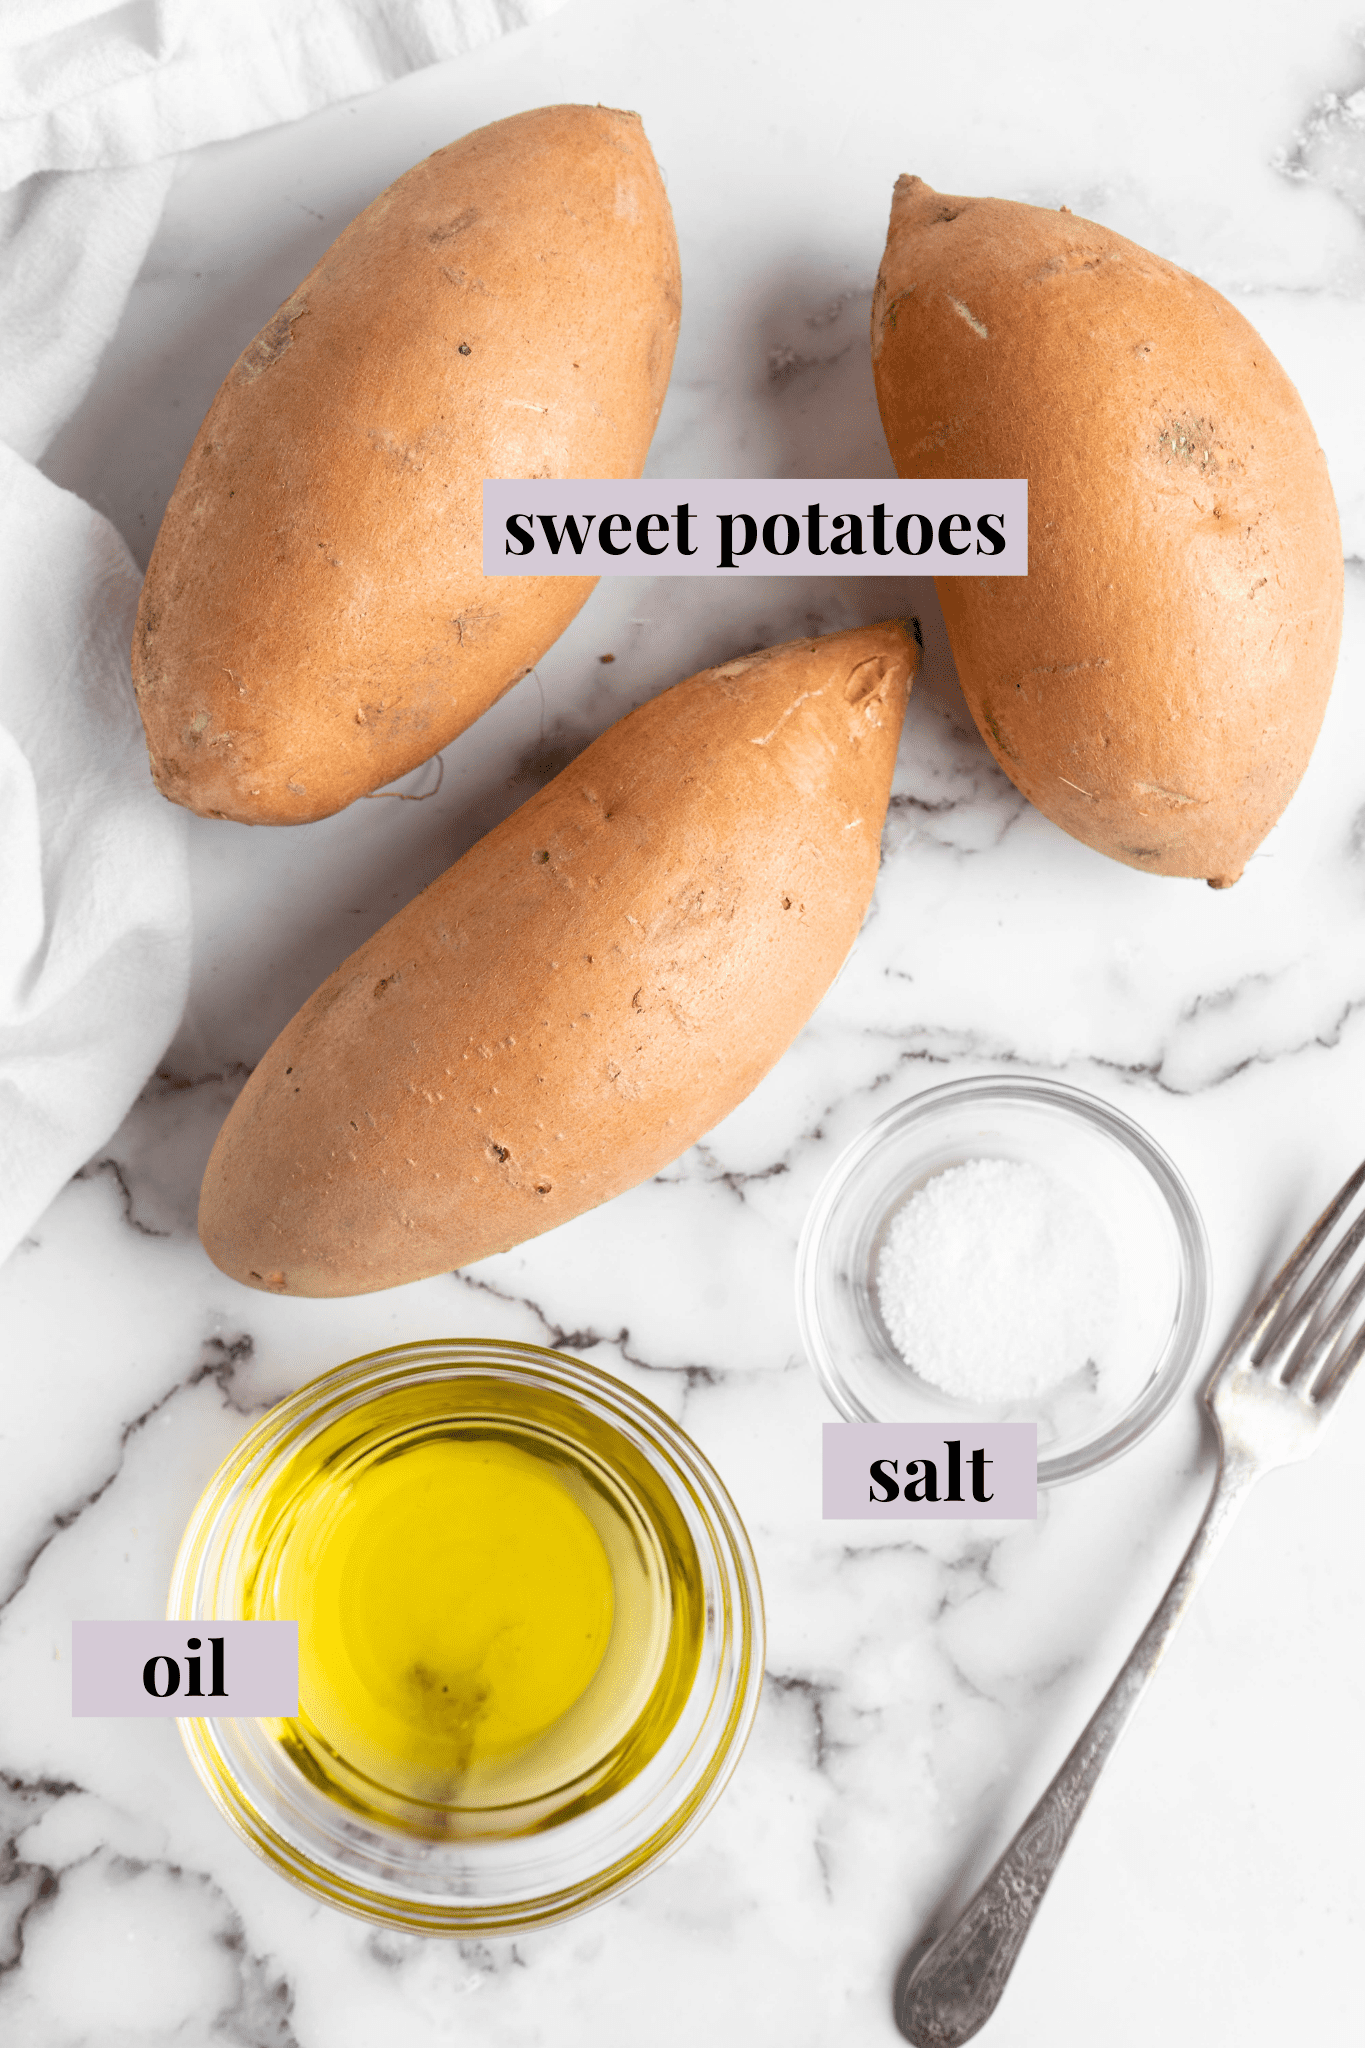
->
[796,1076,1212,1485]
[168,1339,764,1934]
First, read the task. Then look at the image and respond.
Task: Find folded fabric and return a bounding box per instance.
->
[0,0,572,1266]
[0,0,569,187]
[0,151,185,1265]
[0,443,190,1264]
[0,160,173,459]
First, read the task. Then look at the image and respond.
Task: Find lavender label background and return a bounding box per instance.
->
[71,1621,298,1718]
[482,478,1027,575]
[823,1424,1038,1520]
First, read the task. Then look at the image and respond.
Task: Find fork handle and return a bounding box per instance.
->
[896,1443,1260,2047]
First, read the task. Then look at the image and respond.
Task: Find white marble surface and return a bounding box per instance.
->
[5,1,1365,2041]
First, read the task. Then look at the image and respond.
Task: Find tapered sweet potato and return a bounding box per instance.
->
[872,177,1342,885]
[133,105,680,824]
[199,620,919,1294]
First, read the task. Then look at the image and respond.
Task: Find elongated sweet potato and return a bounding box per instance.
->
[133,105,680,824]
[200,620,919,1294]
[872,177,1342,885]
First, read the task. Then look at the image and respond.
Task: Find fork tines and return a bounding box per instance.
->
[1247,1156,1365,1405]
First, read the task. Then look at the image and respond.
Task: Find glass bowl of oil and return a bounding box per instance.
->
[168,1339,764,1933]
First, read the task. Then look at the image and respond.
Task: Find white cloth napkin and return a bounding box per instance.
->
[0,1,568,184]
[0,0,569,1265]
[0,442,190,1261]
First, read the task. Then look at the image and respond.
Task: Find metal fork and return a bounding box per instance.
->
[897,1155,1365,2047]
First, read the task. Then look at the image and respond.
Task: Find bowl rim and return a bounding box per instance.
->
[795,1073,1213,1484]
[167,1337,765,1934]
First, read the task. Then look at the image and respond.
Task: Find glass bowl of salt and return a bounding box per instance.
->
[795,1075,1211,1485]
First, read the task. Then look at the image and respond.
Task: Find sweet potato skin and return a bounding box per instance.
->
[199,621,918,1295]
[872,176,1343,885]
[132,105,680,824]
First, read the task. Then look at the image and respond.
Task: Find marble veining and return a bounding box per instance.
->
[4,2,1365,2043]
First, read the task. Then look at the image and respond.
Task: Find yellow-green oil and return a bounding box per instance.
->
[238,1378,704,1836]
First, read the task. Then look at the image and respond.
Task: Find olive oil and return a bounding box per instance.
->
[238,1377,704,1836]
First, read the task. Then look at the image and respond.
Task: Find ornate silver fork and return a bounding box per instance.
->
[897,1155,1365,2047]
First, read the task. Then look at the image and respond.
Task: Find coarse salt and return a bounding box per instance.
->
[875,1157,1118,1404]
